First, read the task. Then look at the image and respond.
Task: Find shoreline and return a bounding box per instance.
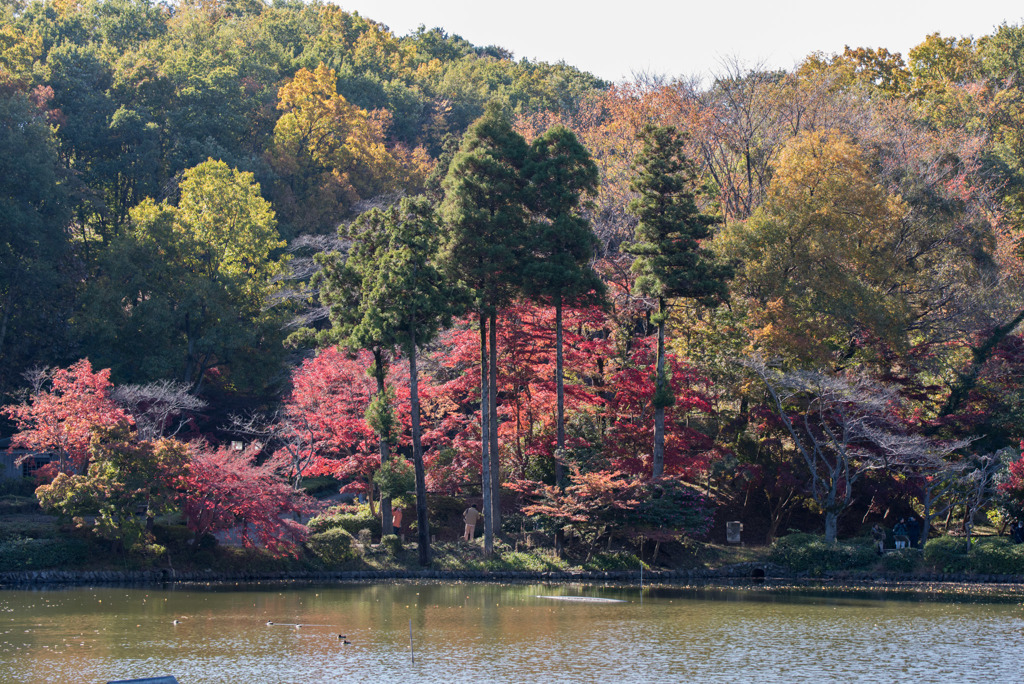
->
[3,564,1023,598]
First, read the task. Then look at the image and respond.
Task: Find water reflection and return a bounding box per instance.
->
[0,583,1021,683]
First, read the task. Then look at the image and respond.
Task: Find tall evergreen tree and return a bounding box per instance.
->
[348,196,466,565]
[523,125,604,488]
[440,102,531,553]
[306,213,398,536]
[625,124,730,478]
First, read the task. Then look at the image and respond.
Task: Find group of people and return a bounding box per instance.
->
[388,503,484,542]
[871,516,922,553]
[1011,519,1024,544]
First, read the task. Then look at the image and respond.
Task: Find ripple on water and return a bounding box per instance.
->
[0,585,1022,683]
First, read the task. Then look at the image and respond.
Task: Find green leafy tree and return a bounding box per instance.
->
[625,124,730,479]
[79,159,288,391]
[0,87,71,396]
[36,424,189,553]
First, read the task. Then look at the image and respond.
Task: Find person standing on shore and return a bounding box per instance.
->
[906,515,921,549]
[392,507,403,536]
[893,518,909,549]
[463,504,481,541]
[871,523,886,554]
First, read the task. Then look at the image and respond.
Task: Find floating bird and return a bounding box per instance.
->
[172,620,181,625]
[337,635,347,640]
[266,621,274,626]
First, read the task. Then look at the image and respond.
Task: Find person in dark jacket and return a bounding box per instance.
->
[893,519,909,549]
[906,515,922,548]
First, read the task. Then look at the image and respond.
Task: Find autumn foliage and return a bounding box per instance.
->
[2,359,129,476]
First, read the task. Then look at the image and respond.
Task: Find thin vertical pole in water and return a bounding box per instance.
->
[640,562,643,605]
[409,619,415,664]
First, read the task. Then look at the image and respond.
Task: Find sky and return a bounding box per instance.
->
[336,0,1024,82]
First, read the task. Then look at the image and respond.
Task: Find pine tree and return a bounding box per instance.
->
[349,196,466,565]
[440,102,531,553]
[625,124,730,478]
[307,211,398,537]
[523,125,604,489]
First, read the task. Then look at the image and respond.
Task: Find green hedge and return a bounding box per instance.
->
[306,527,356,566]
[381,534,403,556]
[768,533,877,575]
[0,538,90,571]
[307,509,382,539]
[0,495,38,514]
[924,536,1024,575]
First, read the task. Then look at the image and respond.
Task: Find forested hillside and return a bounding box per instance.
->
[5,0,1024,565]
[0,0,603,394]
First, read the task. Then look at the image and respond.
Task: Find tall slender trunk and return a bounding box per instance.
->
[555,297,565,488]
[479,313,493,554]
[652,298,666,479]
[553,302,566,557]
[373,351,391,540]
[488,311,501,535]
[408,325,431,567]
[824,510,838,544]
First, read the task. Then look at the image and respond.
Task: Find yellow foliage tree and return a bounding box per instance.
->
[270,63,425,234]
[716,130,912,363]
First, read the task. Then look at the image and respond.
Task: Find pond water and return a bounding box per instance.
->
[0,582,1022,683]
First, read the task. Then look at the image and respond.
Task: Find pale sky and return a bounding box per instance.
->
[336,0,1024,82]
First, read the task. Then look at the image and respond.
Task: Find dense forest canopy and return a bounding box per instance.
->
[5,0,1024,558]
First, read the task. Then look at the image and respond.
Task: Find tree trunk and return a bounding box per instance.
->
[824,511,838,544]
[488,311,501,534]
[555,297,566,488]
[479,313,493,555]
[373,352,391,541]
[652,302,666,479]
[408,326,431,567]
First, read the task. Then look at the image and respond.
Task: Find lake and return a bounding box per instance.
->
[0,582,1021,683]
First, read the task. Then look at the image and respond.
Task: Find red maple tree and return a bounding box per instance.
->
[2,359,130,477]
[182,442,311,557]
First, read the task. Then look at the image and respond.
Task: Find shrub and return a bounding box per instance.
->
[301,476,342,496]
[925,536,1024,575]
[0,537,90,571]
[306,527,356,566]
[381,534,403,556]
[768,533,877,575]
[881,549,922,573]
[0,495,38,514]
[485,550,565,572]
[584,550,645,572]
[428,495,470,539]
[307,509,382,538]
[923,536,970,573]
[970,538,1024,574]
[152,524,194,551]
[0,478,37,497]
[356,528,373,546]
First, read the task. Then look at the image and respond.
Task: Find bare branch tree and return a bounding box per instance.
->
[745,355,963,542]
[228,410,321,493]
[113,381,207,442]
